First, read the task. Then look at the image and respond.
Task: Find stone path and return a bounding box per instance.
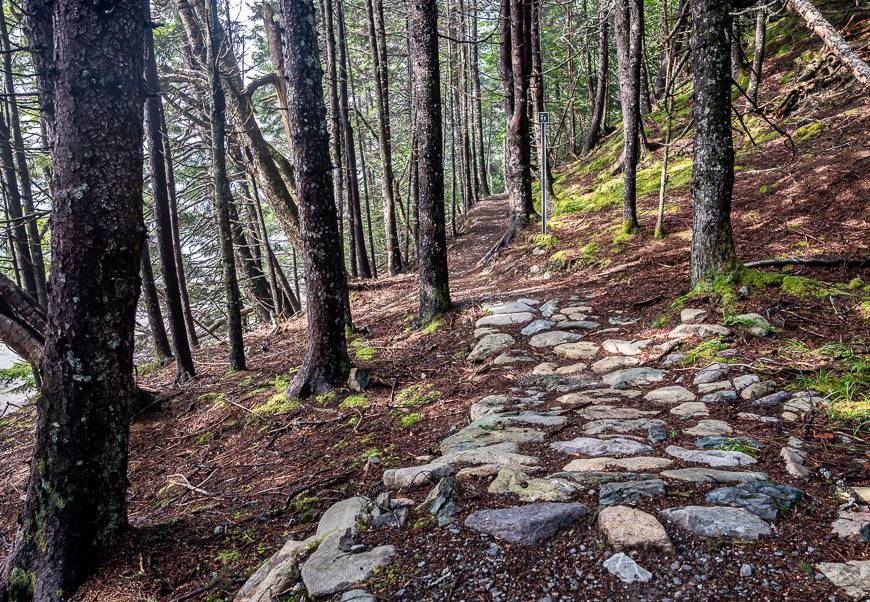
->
[237,296,870,600]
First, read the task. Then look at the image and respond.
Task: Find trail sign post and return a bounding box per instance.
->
[538,111,549,234]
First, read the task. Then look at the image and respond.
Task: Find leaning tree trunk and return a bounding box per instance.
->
[412,0,451,324]
[745,5,767,108]
[583,6,609,153]
[0,113,37,300]
[787,0,870,90]
[280,0,353,398]
[205,0,245,371]
[145,4,195,382]
[689,0,737,286]
[140,241,173,364]
[0,0,145,598]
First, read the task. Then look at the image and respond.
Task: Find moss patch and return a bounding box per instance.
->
[794,121,826,143]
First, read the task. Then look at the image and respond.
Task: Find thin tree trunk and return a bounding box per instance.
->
[689,0,737,285]
[145,8,195,381]
[731,14,744,82]
[140,240,172,364]
[0,0,145,596]
[614,0,642,232]
[583,7,609,154]
[0,113,36,300]
[364,0,403,274]
[745,5,767,108]
[227,192,274,323]
[206,0,245,370]
[654,0,689,101]
[470,0,490,197]
[281,0,353,398]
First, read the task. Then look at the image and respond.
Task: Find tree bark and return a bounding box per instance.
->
[583,7,609,154]
[614,0,642,232]
[140,240,173,364]
[280,0,353,398]
[205,0,245,371]
[364,0,403,275]
[745,5,767,108]
[412,0,451,324]
[654,0,689,101]
[470,0,490,197]
[787,0,870,90]
[0,0,145,597]
[145,8,195,381]
[689,0,737,285]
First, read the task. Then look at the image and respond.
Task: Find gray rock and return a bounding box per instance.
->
[659,506,771,539]
[552,341,600,360]
[597,506,674,553]
[469,394,511,421]
[317,497,370,539]
[235,537,316,602]
[705,481,803,520]
[693,363,731,385]
[486,301,538,315]
[439,423,544,454]
[603,552,652,583]
[737,412,780,424]
[301,531,396,597]
[583,418,666,435]
[517,297,540,306]
[732,313,772,336]
[438,442,540,467]
[347,368,370,392]
[702,390,737,404]
[601,367,666,388]
[662,353,685,366]
[518,372,599,392]
[668,323,732,340]
[740,381,777,400]
[830,511,870,541]
[539,300,559,318]
[661,468,768,484]
[648,423,669,444]
[464,502,589,545]
[488,468,577,502]
[739,564,753,578]
[670,402,709,418]
[817,561,870,599]
[521,319,556,336]
[493,352,535,365]
[561,320,601,330]
[561,456,673,471]
[529,330,584,347]
[474,326,501,339]
[601,339,653,356]
[469,333,516,363]
[695,436,765,450]
[341,590,378,602]
[591,356,641,374]
[531,361,558,375]
[665,445,757,467]
[577,405,657,420]
[752,391,791,407]
[680,308,708,324]
[684,420,733,437]
[553,362,588,375]
[696,380,732,394]
[780,446,811,478]
[550,436,653,457]
[599,479,667,507]
[422,477,461,525]
[645,386,696,403]
[382,462,454,489]
[733,374,760,391]
[475,312,535,328]
[553,471,651,484]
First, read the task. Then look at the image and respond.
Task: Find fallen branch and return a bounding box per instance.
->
[743,256,869,269]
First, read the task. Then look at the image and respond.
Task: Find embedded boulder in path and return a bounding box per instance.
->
[645,385,696,403]
[553,341,600,360]
[597,505,674,553]
[382,462,454,489]
[817,560,870,599]
[599,479,667,507]
[661,468,768,484]
[485,301,538,315]
[551,436,653,457]
[601,367,665,388]
[665,445,757,467]
[468,333,515,362]
[659,506,771,539]
[591,356,641,374]
[705,481,803,521]
[475,312,535,328]
[301,531,396,597]
[529,330,584,347]
[464,502,588,545]
[562,456,673,472]
[521,319,556,336]
[487,468,577,502]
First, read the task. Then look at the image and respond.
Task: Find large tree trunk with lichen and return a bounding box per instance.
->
[745,5,767,107]
[689,0,738,286]
[412,0,451,325]
[614,0,642,232]
[0,0,145,598]
[280,0,353,399]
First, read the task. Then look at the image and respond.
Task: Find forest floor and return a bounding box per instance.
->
[1,6,869,602]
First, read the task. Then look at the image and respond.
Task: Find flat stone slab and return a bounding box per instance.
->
[551,436,652,457]
[693,363,731,385]
[591,356,641,374]
[487,468,577,502]
[684,420,733,437]
[661,468,768,484]
[552,471,650,485]
[438,442,540,467]
[474,327,501,339]
[493,352,535,365]
[486,302,538,315]
[382,462,454,489]
[670,402,709,418]
[440,424,544,454]
[532,361,558,375]
[475,312,535,328]
[317,497,370,538]
[603,552,652,583]
[602,339,653,356]
[469,333,515,362]
[659,506,771,539]
[706,481,803,521]
[464,502,589,545]
[602,368,666,388]
[645,386,696,403]
[553,341,600,360]
[680,308,708,323]
[702,390,738,404]
[455,463,541,479]
[561,320,600,330]
[518,373,599,393]
[600,479,667,507]
[695,435,765,450]
[469,394,511,421]
[521,319,556,336]
[583,418,666,435]
[475,412,566,428]
[553,362,588,375]
[697,380,732,394]
[668,323,731,339]
[236,537,315,601]
[555,389,641,406]
[577,405,657,420]
[530,330,584,347]
[666,445,757,467]
[817,560,870,599]
[831,511,870,541]
[301,532,396,597]
[563,456,673,472]
[598,506,674,553]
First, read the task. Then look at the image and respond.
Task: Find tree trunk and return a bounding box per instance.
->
[614,0,642,233]
[227,192,275,323]
[529,0,552,192]
[470,0,490,197]
[654,0,689,101]
[0,0,145,597]
[140,240,173,364]
[145,9,195,381]
[689,0,737,285]
[787,0,870,90]
[0,1,46,307]
[349,55,379,278]
[261,3,295,149]
[205,0,245,371]
[280,0,353,398]
[731,14,744,83]
[745,5,767,108]
[364,0,403,275]
[583,8,609,153]
[412,0,451,324]
[0,113,37,300]
[21,0,55,146]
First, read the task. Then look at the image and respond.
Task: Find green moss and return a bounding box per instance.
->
[250,393,300,418]
[529,233,559,249]
[650,315,671,329]
[340,394,369,409]
[8,567,35,600]
[315,390,337,405]
[350,338,377,361]
[421,318,443,335]
[396,412,424,428]
[547,242,600,271]
[794,121,826,143]
[681,339,731,366]
[395,383,439,407]
[847,277,864,290]
[289,495,321,522]
[196,431,215,445]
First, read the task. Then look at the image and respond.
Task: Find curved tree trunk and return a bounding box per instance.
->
[140,241,173,364]
[583,6,609,153]
[0,0,145,597]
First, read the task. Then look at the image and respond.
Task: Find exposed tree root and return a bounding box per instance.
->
[478,214,532,265]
